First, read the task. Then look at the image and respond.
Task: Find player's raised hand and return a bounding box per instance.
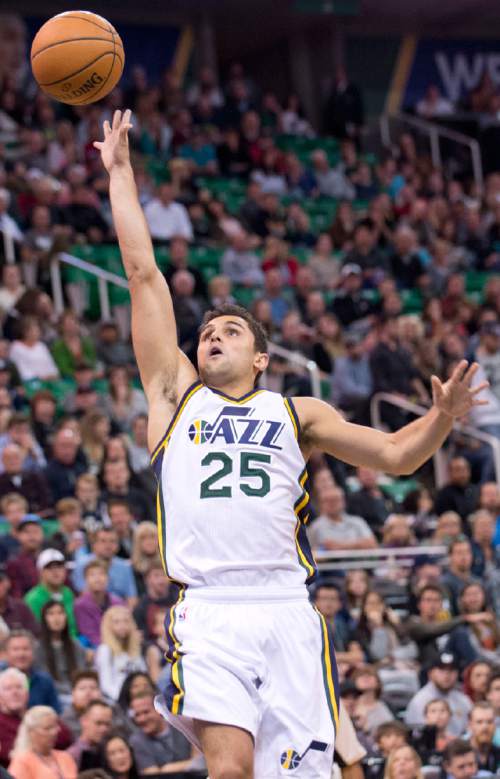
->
[431,360,489,418]
[93,109,133,173]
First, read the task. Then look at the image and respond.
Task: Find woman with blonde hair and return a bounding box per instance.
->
[383,744,423,779]
[80,410,110,473]
[95,605,146,700]
[131,521,162,595]
[8,705,77,778]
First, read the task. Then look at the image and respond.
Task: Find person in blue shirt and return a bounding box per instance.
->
[72,527,137,606]
[4,629,60,713]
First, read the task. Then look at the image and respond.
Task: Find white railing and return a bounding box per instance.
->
[370,392,500,486]
[379,111,483,193]
[51,251,128,320]
[314,545,447,572]
[51,251,323,398]
[264,342,322,398]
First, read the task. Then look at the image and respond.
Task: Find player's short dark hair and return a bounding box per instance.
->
[443,739,475,765]
[200,304,268,354]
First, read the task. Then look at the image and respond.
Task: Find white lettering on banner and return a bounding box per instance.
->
[435,53,484,102]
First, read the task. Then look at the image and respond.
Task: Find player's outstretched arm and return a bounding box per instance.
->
[294,360,489,475]
[94,110,197,451]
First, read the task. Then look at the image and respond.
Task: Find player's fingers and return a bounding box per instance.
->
[470,381,490,396]
[103,120,111,136]
[112,109,122,130]
[123,108,132,126]
[431,375,442,396]
[450,359,468,383]
[472,399,490,407]
[93,141,103,150]
[463,362,479,385]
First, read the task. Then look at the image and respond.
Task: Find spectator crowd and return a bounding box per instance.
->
[0,11,498,778]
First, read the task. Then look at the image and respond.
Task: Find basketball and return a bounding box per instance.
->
[30,11,124,105]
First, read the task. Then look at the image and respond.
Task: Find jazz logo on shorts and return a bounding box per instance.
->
[188,406,284,451]
[280,741,328,770]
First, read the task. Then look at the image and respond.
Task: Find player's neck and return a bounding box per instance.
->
[206,377,256,399]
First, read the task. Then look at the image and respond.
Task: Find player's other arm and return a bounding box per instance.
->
[95,111,197,451]
[294,361,488,475]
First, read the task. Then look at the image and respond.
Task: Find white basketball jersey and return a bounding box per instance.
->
[150,381,316,588]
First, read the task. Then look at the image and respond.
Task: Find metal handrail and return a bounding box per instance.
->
[370,392,500,486]
[51,251,323,397]
[314,544,447,572]
[379,111,483,193]
[266,342,322,399]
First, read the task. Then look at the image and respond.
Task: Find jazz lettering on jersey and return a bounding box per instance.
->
[188,406,285,451]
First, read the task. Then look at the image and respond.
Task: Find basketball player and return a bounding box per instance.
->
[94,110,488,779]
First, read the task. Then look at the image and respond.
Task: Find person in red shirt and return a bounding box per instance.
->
[261,236,299,286]
[6,516,43,597]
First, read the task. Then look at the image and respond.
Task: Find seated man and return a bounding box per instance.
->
[442,739,478,779]
[74,559,123,648]
[129,693,194,774]
[4,629,61,712]
[24,548,77,636]
[72,527,137,605]
[404,584,478,675]
[468,701,500,775]
[68,699,113,771]
[0,493,27,561]
[405,653,472,736]
[307,486,378,552]
[62,670,101,739]
[6,515,43,597]
[0,667,72,767]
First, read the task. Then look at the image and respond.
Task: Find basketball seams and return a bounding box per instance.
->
[38,51,116,87]
[32,37,115,60]
[65,50,120,106]
[50,13,115,34]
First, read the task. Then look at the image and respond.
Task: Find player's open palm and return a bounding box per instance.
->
[93,108,132,173]
[431,359,489,418]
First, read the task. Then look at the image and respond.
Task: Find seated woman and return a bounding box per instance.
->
[459,582,500,663]
[50,311,96,379]
[131,522,163,597]
[353,591,419,703]
[101,732,140,779]
[8,705,77,778]
[9,316,59,382]
[463,659,494,703]
[102,366,148,434]
[95,605,146,700]
[35,600,88,707]
[383,744,423,779]
[351,665,394,740]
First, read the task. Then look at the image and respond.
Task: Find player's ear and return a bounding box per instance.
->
[254,352,269,374]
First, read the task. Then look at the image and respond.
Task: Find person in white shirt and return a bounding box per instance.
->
[307,485,378,551]
[0,264,25,318]
[0,188,23,243]
[417,85,454,118]
[9,315,59,382]
[144,183,193,242]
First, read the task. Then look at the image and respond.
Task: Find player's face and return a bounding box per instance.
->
[197,316,268,388]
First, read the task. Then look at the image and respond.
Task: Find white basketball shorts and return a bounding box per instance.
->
[154,585,339,778]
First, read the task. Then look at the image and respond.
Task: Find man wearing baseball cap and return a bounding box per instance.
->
[405,652,472,736]
[24,548,77,637]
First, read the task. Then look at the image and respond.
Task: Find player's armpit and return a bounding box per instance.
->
[292,396,404,474]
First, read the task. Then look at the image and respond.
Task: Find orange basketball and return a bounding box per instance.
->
[31,11,124,105]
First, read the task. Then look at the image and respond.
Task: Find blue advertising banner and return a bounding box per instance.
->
[402,38,500,109]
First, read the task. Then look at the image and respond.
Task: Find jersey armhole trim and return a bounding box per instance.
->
[151,380,203,465]
[284,397,301,441]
